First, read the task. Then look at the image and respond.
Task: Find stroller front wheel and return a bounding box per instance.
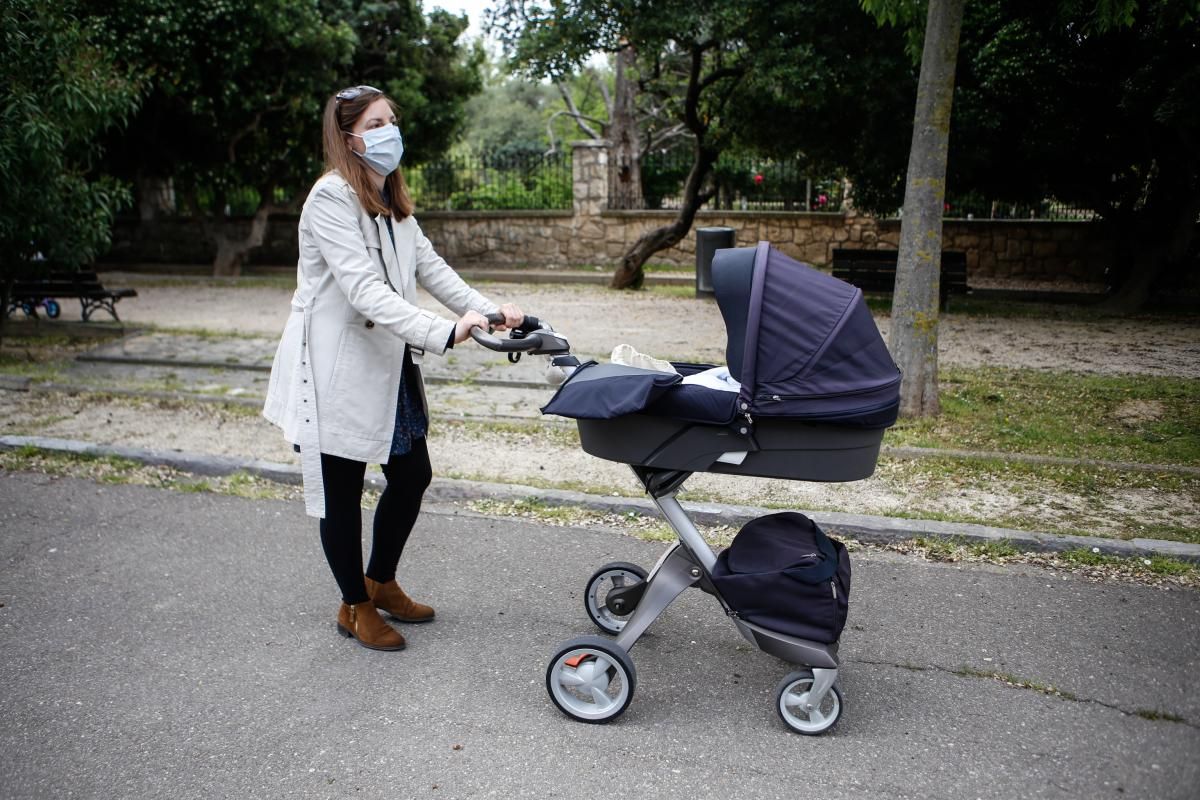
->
[775,670,842,735]
[584,562,648,634]
[546,636,636,724]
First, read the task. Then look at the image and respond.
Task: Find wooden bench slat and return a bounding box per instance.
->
[831,248,970,311]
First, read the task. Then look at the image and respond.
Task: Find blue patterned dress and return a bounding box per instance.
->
[383,209,429,456]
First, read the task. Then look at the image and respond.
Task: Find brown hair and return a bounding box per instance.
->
[321,87,414,219]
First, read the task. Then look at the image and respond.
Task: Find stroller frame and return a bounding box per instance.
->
[467,273,871,733]
[604,466,838,714]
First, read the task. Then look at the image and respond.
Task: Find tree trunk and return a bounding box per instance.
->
[611,145,717,289]
[211,202,277,278]
[608,46,643,211]
[889,0,964,418]
[0,276,11,351]
[137,175,175,221]
[1099,162,1200,314]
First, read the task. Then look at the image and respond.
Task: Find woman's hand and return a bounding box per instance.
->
[453,310,491,345]
[493,303,524,331]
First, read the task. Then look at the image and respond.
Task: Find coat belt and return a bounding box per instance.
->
[293,300,325,518]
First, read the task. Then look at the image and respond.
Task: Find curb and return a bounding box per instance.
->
[3,434,1197,564]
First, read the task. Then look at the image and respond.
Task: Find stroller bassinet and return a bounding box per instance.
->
[542,241,901,482]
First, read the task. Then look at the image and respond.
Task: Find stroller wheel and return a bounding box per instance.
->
[584,561,648,634]
[775,670,842,735]
[546,636,636,724]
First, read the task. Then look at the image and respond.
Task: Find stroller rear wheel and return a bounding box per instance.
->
[546,636,636,724]
[584,562,648,634]
[775,670,842,735]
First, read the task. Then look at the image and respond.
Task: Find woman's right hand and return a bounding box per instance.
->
[453,310,491,345]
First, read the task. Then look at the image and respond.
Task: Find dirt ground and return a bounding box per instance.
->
[3,275,1198,541]
[106,277,1200,376]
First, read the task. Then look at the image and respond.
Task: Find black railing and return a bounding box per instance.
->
[941,194,1096,221]
[405,151,573,211]
[617,152,844,212]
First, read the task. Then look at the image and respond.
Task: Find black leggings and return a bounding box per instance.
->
[318,438,433,605]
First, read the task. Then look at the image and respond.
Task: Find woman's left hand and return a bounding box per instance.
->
[494,303,524,331]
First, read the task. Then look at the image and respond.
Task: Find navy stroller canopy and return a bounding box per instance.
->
[713,242,900,428]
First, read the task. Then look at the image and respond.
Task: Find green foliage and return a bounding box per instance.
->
[90,0,482,216]
[91,0,357,214]
[492,0,914,203]
[0,0,140,273]
[460,73,559,155]
[406,151,572,210]
[446,170,571,211]
[333,1,484,163]
[854,0,1197,301]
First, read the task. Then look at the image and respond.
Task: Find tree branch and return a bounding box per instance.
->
[683,43,707,137]
[699,66,745,91]
[556,80,604,139]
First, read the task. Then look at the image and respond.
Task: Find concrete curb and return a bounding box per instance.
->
[3,434,1197,563]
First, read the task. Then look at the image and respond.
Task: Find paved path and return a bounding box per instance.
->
[1,472,1197,799]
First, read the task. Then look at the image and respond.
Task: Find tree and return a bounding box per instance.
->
[90,0,481,276]
[861,0,1150,417]
[90,0,356,276]
[492,0,912,289]
[336,1,484,163]
[862,0,965,418]
[946,0,1199,311]
[0,0,140,344]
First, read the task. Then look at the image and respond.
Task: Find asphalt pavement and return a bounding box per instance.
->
[1,471,1198,799]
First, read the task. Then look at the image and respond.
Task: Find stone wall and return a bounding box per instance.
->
[101,139,1117,284]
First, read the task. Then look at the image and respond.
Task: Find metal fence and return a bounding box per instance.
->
[617,152,845,212]
[405,151,573,212]
[941,194,1096,221]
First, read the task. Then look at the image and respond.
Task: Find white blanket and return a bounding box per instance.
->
[681,366,741,393]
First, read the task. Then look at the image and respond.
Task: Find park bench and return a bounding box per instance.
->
[831,248,969,311]
[6,269,137,321]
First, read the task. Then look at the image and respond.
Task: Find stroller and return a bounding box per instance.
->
[471,242,900,734]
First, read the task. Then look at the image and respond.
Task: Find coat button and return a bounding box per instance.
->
[365,320,375,328]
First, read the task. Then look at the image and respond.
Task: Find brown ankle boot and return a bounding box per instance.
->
[336,601,406,650]
[365,577,435,623]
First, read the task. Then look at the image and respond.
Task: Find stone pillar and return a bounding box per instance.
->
[571,139,610,218]
[568,139,611,263]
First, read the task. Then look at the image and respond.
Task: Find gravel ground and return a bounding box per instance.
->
[3,274,1198,541]
[105,276,1200,376]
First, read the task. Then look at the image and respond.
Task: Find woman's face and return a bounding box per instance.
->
[347,97,397,155]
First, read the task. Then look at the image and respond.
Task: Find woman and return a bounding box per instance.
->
[263,85,523,651]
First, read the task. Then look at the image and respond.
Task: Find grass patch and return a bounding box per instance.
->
[466,497,729,544]
[887,367,1200,467]
[438,415,581,448]
[0,447,301,502]
[885,536,1199,588]
[954,666,1077,701]
[1134,709,1186,723]
[123,275,294,290]
[645,284,700,299]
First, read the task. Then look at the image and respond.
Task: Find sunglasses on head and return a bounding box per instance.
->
[335,85,382,103]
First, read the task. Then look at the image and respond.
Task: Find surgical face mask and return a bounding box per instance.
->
[349,124,404,176]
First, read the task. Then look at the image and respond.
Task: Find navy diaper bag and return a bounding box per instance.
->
[710,512,851,644]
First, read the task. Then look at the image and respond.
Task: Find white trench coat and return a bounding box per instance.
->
[263,171,497,517]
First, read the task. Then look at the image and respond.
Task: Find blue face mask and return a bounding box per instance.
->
[350,124,404,176]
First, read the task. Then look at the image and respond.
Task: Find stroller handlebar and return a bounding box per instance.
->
[469,313,571,356]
